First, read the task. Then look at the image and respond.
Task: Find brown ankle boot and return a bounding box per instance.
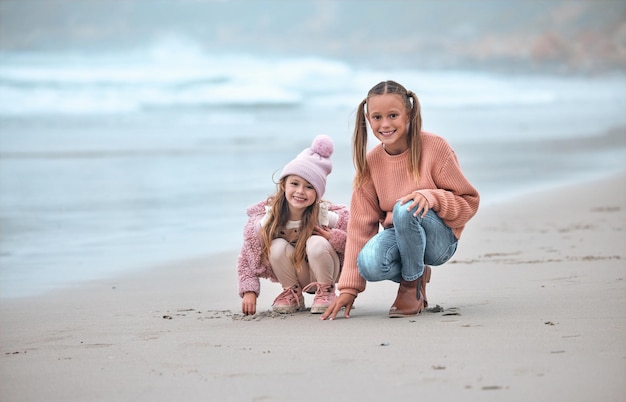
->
[389,278,424,318]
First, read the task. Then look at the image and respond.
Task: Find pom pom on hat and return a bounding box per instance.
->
[280,134,334,198]
[310,134,334,159]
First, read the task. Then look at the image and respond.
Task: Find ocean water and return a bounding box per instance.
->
[1,39,625,298]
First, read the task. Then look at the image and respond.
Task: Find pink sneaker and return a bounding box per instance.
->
[303,283,336,314]
[272,285,305,314]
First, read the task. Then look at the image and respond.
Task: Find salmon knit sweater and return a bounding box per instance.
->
[338,132,480,297]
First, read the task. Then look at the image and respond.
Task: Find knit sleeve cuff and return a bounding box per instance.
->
[340,288,359,298]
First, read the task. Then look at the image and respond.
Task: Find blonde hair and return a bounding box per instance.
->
[352,80,422,188]
[260,177,320,271]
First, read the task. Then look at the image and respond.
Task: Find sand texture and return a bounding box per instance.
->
[1,173,624,401]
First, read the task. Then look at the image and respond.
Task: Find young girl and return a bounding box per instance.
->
[237,135,349,315]
[321,80,479,320]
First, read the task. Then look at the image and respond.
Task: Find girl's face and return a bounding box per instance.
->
[366,93,410,155]
[284,175,317,216]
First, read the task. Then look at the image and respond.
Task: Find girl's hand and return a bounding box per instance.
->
[320,293,355,320]
[399,191,430,218]
[242,292,257,315]
[312,225,332,240]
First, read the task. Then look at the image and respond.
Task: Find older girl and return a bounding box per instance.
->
[322,81,479,319]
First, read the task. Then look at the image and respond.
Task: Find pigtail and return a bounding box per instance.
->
[352,98,369,188]
[406,91,422,184]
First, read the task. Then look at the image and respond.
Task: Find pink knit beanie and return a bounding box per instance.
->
[279,134,334,198]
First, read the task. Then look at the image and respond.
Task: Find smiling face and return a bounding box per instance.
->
[283,175,317,218]
[366,93,410,155]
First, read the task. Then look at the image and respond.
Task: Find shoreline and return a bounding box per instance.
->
[1,168,624,301]
[1,171,624,401]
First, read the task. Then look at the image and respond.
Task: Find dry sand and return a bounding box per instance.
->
[1,173,624,402]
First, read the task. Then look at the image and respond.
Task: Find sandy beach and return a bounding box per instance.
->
[2,1,624,400]
[1,172,624,402]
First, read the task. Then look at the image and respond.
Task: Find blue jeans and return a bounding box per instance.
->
[357,200,458,283]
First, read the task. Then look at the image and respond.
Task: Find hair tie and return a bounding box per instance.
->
[407,91,414,97]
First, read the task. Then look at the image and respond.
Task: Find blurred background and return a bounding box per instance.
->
[1,0,624,297]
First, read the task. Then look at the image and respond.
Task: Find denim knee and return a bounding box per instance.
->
[356,251,376,281]
[357,236,400,282]
[392,200,416,231]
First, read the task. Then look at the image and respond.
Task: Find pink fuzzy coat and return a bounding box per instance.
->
[237,199,350,297]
